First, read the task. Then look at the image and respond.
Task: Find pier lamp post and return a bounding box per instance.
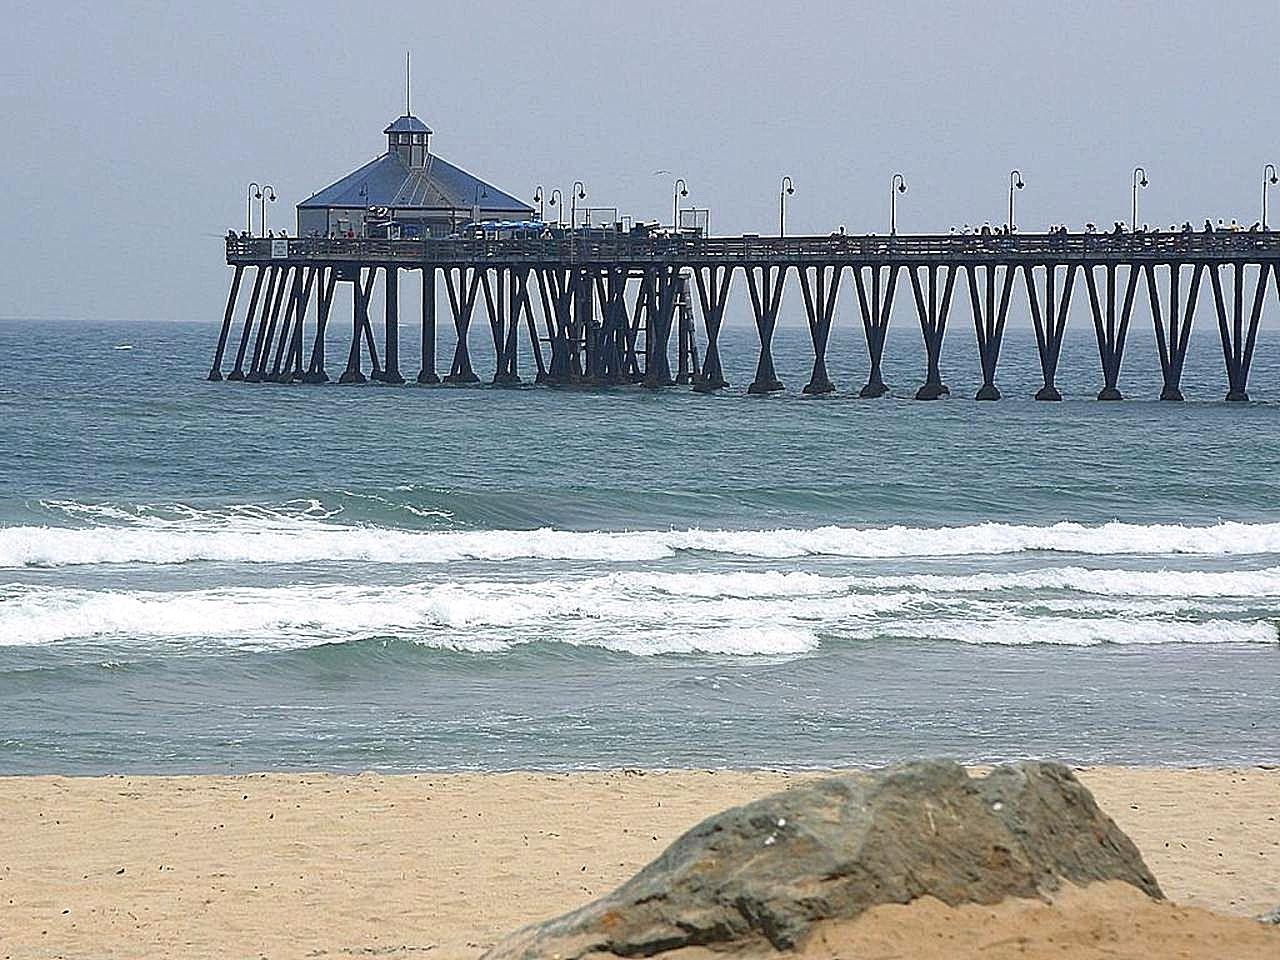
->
[246,182,261,235]
[1263,165,1278,230]
[534,186,545,222]
[1131,167,1148,232]
[1008,170,1025,232]
[259,185,277,237]
[890,173,907,236]
[549,189,563,227]
[571,181,587,229]
[673,178,688,231]
[779,176,795,237]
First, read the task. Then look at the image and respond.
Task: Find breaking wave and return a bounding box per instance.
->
[6,513,1280,568]
[1,570,1273,653]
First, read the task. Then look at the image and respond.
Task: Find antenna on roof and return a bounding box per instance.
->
[405,51,411,115]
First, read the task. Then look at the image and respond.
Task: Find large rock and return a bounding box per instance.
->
[484,761,1161,959]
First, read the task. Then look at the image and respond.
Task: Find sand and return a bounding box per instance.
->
[0,767,1276,959]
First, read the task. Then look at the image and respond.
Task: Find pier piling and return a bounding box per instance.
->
[852,265,898,398]
[798,265,840,395]
[968,264,1015,400]
[1084,264,1139,401]
[1024,264,1074,400]
[745,265,787,394]
[909,264,957,400]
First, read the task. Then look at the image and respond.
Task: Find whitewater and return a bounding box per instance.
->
[2,319,1279,772]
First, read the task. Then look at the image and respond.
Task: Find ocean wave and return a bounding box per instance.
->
[6,515,1280,568]
[841,617,1277,646]
[0,576,1272,653]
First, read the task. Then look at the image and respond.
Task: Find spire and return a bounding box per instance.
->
[406,51,411,115]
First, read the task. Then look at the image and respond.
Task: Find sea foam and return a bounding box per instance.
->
[5,516,1280,568]
[1,573,1272,652]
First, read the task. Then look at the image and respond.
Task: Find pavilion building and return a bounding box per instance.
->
[296,112,534,238]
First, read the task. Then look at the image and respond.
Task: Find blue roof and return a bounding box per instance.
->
[298,150,534,216]
[384,115,432,134]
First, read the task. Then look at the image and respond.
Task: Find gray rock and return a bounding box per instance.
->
[484,760,1161,960]
[1259,905,1280,924]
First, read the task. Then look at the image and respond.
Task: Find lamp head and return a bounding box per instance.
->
[680,188,688,198]
[1015,178,1025,190]
[1140,177,1148,188]
[897,182,907,193]
[1271,175,1279,186]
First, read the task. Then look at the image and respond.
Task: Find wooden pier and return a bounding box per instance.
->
[211,231,1280,401]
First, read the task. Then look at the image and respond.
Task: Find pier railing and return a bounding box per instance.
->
[227,231,1280,267]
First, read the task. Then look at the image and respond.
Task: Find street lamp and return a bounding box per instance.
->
[259,184,277,237]
[1131,167,1148,231]
[570,180,586,229]
[533,186,545,222]
[673,177,688,231]
[548,189,563,227]
[890,173,907,236]
[1263,164,1278,230]
[779,176,795,237]
[1008,170,1025,232]
[246,182,261,235]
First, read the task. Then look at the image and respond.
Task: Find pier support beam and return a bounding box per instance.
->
[798,264,841,395]
[594,268,630,385]
[537,267,574,385]
[967,263,1015,400]
[1210,261,1269,402]
[339,268,379,383]
[418,267,440,384]
[642,266,678,387]
[674,273,699,385]
[208,265,244,381]
[483,267,522,384]
[381,266,404,384]
[1146,263,1203,401]
[302,267,337,383]
[227,266,268,382]
[1084,263,1139,400]
[907,264,957,400]
[277,266,316,382]
[745,264,787,394]
[269,267,305,381]
[443,267,482,384]
[692,265,733,393]
[851,265,899,397]
[1023,264,1074,400]
[247,266,290,382]
[577,269,603,385]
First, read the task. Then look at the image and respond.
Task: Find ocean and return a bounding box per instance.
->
[1,311,1278,774]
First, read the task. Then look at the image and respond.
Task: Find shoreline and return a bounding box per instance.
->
[1,764,1277,959]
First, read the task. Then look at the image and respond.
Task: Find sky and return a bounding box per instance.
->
[2,0,1279,321]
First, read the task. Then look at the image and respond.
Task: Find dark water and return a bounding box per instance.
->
[1,309,1278,773]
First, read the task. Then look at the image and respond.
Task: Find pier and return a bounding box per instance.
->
[211,103,1280,401]
[212,230,1280,401]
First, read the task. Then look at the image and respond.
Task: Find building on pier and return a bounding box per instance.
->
[296,111,534,239]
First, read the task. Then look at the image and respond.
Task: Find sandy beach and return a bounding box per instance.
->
[0,766,1276,959]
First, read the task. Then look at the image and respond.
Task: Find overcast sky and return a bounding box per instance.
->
[2,0,1279,321]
